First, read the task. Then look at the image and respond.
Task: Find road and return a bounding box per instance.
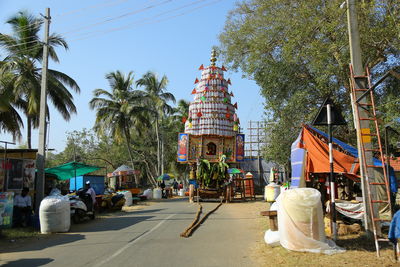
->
[1,198,260,267]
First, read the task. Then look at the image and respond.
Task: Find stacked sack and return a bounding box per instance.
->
[39,195,70,233]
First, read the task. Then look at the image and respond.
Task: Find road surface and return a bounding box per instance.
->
[1,198,261,267]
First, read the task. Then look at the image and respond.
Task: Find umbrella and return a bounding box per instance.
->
[157,174,174,181]
[228,168,244,174]
[45,161,101,181]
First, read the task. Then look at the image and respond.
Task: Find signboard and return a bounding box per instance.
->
[0,160,5,192]
[0,192,14,228]
[177,133,189,162]
[7,159,23,190]
[236,134,245,162]
[23,159,35,189]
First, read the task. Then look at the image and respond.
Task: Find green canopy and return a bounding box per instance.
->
[45,161,101,180]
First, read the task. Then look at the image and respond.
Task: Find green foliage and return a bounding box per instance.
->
[0,11,80,147]
[219,0,400,167]
[196,158,229,188]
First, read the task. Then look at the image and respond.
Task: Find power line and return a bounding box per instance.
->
[69,0,223,42]
[55,0,130,18]
[60,0,173,36]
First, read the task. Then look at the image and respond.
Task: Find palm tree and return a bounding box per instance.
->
[136,71,176,176]
[89,71,147,185]
[0,70,23,138]
[0,11,80,148]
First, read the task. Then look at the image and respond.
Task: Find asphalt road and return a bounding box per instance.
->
[1,198,260,267]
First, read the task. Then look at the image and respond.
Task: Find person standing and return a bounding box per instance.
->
[173,179,178,195]
[13,187,32,227]
[84,181,97,210]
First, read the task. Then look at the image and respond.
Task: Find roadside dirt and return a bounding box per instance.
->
[242,200,398,267]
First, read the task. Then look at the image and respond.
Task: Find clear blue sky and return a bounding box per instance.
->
[0,0,264,152]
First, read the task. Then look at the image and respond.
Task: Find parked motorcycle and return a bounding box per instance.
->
[100,193,125,211]
[69,188,95,223]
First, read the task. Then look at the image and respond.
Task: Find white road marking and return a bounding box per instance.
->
[93,213,175,267]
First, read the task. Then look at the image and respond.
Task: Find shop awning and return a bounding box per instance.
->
[45,161,101,180]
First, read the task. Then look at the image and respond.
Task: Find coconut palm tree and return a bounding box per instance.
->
[0,11,80,148]
[0,70,23,138]
[136,71,176,176]
[89,71,147,185]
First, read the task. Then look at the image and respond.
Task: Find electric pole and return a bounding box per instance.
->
[346,0,377,234]
[35,8,50,212]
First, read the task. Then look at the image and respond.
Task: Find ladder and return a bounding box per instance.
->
[349,64,393,257]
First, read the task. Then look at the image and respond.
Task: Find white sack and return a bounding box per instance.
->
[40,195,70,233]
[143,189,153,199]
[264,229,280,247]
[277,188,345,255]
[120,191,132,206]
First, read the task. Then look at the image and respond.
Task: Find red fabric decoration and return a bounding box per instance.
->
[197,112,202,117]
[198,64,204,70]
[225,113,230,119]
[182,117,187,123]
[194,78,199,84]
[221,86,225,91]
[227,79,231,85]
[204,86,209,91]
[230,92,234,97]
[233,102,238,109]
[221,65,227,71]
[191,88,197,94]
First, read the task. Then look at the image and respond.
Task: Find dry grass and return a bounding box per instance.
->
[250,201,398,267]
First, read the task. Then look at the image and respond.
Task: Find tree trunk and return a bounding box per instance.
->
[161,133,164,175]
[124,125,140,186]
[155,117,161,176]
[27,117,32,149]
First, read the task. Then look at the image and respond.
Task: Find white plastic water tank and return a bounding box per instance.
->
[264,183,281,202]
[120,191,132,206]
[39,196,70,233]
[153,188,162,199]
[178,189,185,197]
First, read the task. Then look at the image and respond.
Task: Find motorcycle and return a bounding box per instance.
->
[69,188,95,223]
[100,192,125,211]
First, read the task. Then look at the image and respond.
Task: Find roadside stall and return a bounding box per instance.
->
[0,149,37,228]
[106,165,141,195]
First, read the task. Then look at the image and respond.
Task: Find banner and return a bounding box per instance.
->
[177,133,189,162]
[236,134,245,162]
[23,159,35,189]
[0,160,4,192]
[0,192,14,228]
[7,159,23,190]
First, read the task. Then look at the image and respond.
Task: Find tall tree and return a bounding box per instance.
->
[0,70,24,138]
[219,0,400,167]
[89,71,147,185]
[136,71,176,176]
[0,11,80,147]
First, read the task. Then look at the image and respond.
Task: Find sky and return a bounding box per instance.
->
[0,0,265,152]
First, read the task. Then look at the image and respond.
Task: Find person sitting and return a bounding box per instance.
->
[104,182,115,195]
[13,187,32,227]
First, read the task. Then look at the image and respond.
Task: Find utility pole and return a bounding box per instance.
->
[35,8,50,212]
[346,0,376,233]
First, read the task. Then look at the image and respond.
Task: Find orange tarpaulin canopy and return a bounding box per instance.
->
[298,126,359,179]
